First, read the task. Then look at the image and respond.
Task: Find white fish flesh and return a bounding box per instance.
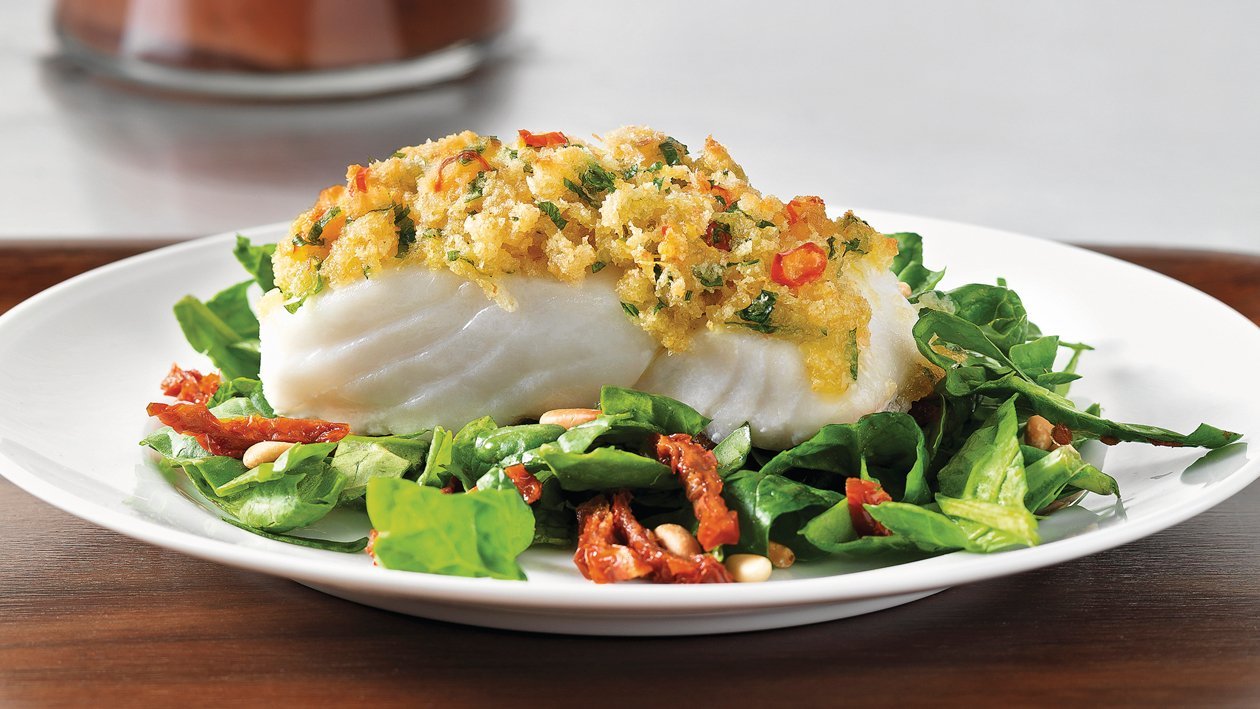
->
[258,268,659,434]
[259,264,926,447]
[634,265,925,449]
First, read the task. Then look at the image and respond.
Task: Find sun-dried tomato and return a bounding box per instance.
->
[433,149,493,191]
[146,402,350,458]
[846,477,893,537]
[608,491,731,584]
[518,129,569,148]
[503,463,542,504]
[574,495,654,584]
[654,433,740,550]
[703,220,733,250]
[160,364,220,405]
[1051,423,1073,446]
[770,242,827,288]
[784,195,825,226]
[573,492,731,584]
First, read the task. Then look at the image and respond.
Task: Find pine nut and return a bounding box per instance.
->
[242,441,295,469]
[1025,415,1056,451]
[897,281,912,298]
[653,524,702,557]
[767,542,795,569]
[725,553,773,583]
[539,408,601,429]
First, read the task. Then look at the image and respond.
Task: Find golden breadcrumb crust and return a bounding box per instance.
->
[274,126,904,394]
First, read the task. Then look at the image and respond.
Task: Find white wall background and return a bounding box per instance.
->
[2,0,1257,253]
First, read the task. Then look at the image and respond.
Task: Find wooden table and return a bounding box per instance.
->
[2,245,1258,707]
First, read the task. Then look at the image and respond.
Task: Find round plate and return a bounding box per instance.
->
[1,212,1256,636]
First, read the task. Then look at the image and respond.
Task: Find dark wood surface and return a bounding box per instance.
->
[1,244,1258,708]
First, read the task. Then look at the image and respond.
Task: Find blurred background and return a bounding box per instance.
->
[3,0,1257,252]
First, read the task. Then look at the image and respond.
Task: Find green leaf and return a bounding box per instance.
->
[232,235,276,291]
[946,283,1030,353]
[721,469,842,556]
[206,377,275,417]
[418,426,454,488]
[220,517,368,553]
[472,423,565,474]
[936,396,1026,503]
[564,178,596,206]
[537,200,568,230]
[331,433,430,500]
[712,424,752,478]
[692,263,726,289]
[759,412,930,504]
[208,395,272,419]
[887,232,945,298]
[798,501,858,553]
[282,274,325,314]
[599,386,710,436]
[294,207,340,246]
[367,479,533,580]
[535,447,676,491]
[658,137,688,166]
[448,416,500,490]
[936,496,1039,549]
[863,502,975,552]
[180,453,346,533]
[141,427,210,463]
[580,163,617,194]
[393,205,418,258]
[1023,444,1118,513]
[978,373,1241,448]
[173,281,262,380]
[736,290,776,331]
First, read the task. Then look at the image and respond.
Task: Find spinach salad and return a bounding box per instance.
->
[142,234,1240,583]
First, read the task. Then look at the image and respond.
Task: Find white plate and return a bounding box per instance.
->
[1,212,1257,636]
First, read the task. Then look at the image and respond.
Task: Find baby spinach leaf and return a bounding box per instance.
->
[173,281,262,380]
[916,309,1239,449]
[535,447,676,491]
[206,377,275,417]
[474,424,565,472]
[887,232,945,298]
[448,416,500,489]
[232,235,276,292]
[1023,444,1118,513]
[599,386,710,436]
[209,396,272,419]
[945,284,1030,353]
[976,374,1241,448]
[936,496,1039,549]
[863,502,975,552]
[713,424,752,478]
[141,427,210,463]
[760,413,930,504]
[220,517,368,553]
[418,426,454,488]
[722,469,843,556]
[936,396,1025,502]
[367,479,533,580]
[330,433,429,500]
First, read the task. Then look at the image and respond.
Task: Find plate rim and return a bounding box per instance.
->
[1,212,1257,613]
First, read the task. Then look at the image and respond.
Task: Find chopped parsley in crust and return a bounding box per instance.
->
[273,126,911,395]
